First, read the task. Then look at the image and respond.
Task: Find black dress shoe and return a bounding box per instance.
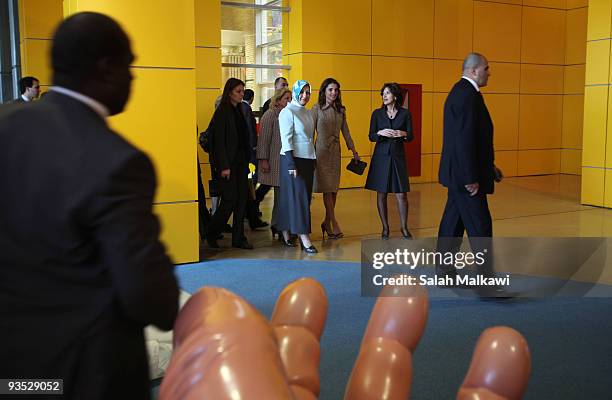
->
[206,237,220,248]
[381,228,389,240]
[299,239,318,254]
[302,245,318,254]
[232,240,254,250]
[280,237,297,247]
[401,227,413,239]
[250,219,269,230]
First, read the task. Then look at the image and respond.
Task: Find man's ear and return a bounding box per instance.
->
[96,57,116,83]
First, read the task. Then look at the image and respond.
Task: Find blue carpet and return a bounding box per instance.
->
[175,259,612,399]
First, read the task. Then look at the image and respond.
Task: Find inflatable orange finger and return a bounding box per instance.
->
[457,326,531,400]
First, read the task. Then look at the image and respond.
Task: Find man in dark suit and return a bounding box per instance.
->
[0,12,179,399]
[437,53,505,294]
[11,76,40,103]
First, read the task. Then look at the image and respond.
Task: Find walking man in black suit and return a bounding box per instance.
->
[437,53,505,294]
[0,12,179,399]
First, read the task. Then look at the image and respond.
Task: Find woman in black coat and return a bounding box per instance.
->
[206,78,253,249]
[365,82,414,239]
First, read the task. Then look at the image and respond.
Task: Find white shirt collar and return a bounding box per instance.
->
[462,76,480,92]
[49,86,110,119]
[21,94,30,102]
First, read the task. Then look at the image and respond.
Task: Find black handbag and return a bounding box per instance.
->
[346,158,367,175]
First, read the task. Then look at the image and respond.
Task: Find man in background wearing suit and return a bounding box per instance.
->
[12,75,40,102]
[0,12,179,399]
[437,53,505,295]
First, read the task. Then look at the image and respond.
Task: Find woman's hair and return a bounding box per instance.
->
[380,82,403,109]
[318,77,344,111]
[271,88,292,109]
[220,77,245,107]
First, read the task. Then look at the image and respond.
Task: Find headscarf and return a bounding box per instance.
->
[292,80,310,104]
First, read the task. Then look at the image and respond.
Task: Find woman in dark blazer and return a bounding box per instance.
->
[206,78,253,249]
[365,82,414,239]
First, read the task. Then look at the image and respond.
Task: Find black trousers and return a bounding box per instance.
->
[197,159,211,240]
[438,190,492,237]
[437,189,494,278]
[207,162,248,244]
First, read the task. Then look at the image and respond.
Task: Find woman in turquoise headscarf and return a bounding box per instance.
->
[277,80,318,254]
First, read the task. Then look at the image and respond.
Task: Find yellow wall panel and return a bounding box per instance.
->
[286,54,303,84]
[372,0,434,58]
[517,149,561,175]
[196,88,220,137]
[585,40,610,85]
[410,154,433,183]
[21,0,62,39]
[22,39,52,85]
[521,7,566,65]
[561,149,582,175]
[422,92,434,154]
[302,54,371,91]
[340,156,370,188]
[432,153,441,181]
[581,167,605,205]
[567,0,588,8]
[154,202,199,264]
[372,57,434,93]
[341,91,373,158]
[286,0,302,55]
[433,0,473,59]
[587,0,612,40]
[109,68,197,203]
[433,59,463,93]
[195,47,221,88]
[302,0,370,55]
[432,92,446,154]
[605,90,612,167]
[195,0,220,47]
[562,94,584,148]
[566,7,588,64]
[518,95,563,149]
[564,64,586,94]
[520,64,565,94]
[495,150,518,178]
[74,0,195,68]
[473,1,522,62]
[487,94,520,150]
[604,170,612,207]
[523,0,566,8]
[482,62,521,94]
[582,86,608,167]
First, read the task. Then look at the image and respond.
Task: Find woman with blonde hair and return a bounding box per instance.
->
[257,87,292,244]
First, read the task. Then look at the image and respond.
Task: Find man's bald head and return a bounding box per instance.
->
[462,52,490,88]
[51,12,134,115]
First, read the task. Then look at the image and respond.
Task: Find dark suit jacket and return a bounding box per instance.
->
[210,103,250,173]
[261,97,272,115]
[439,78,495,194]
[8,96,26,104]
[0,92,179,399]
[239,101,258,163]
